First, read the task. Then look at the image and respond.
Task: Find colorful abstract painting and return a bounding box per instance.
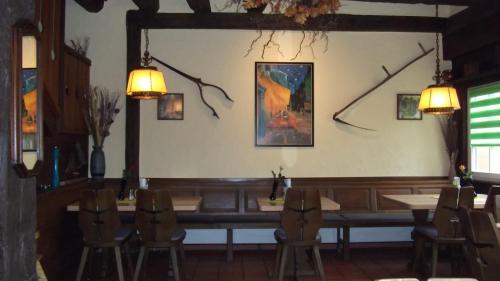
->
[255,62,314,146]
[22,69,37,151]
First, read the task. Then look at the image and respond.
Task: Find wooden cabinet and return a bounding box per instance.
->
[62,46,90,134]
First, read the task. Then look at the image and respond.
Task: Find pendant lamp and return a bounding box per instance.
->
[418,5,460,115]
[126,30,167,100]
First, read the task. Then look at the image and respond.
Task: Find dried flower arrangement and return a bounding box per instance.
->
[69,36,90,56]
[82,86,121,147]
[231,0,341,24]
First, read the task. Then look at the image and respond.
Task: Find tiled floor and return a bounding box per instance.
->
[100,247,470,281]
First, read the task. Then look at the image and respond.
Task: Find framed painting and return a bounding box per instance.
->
[158,93,184,120]
[255,62,314,147]
[397,94,422,120]
[22,68,37,151]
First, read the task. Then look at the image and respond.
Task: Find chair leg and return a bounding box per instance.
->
[170,246,181,281]
[124,243,134,279]
[142,248,150,279]
[313,245,326,281]
[431,242,439,277]
[76,246,89,281]
[278,245,288,281]
[178,243,186,280]
[272,243,283,277]
[133,246,146,281]
[114,246,125,281]
[343,226,351,260]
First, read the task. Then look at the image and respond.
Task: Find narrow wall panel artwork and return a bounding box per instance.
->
[255,62,314,147]
[158,93,184,120]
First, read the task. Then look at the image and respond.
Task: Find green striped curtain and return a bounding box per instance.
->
[469,82,500,147]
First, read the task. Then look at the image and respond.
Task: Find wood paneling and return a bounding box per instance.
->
[333,187,372,211]
[150,177,452,213]
[376,188,412,211]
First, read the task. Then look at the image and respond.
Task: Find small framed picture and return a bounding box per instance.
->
[397,94,422,120]
[158,93,184,120]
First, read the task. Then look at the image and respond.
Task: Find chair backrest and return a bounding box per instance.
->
[469,210,500,281]
[375,279,419,281]
[458,186,474,210]
[457,208,484,281]
[433,187,459,237]
[136,189,177,243]
[78,189,120,244]
[495,195,500,223]
[281,188,322,242]
[484,185,500,218]
[427,278,478,281]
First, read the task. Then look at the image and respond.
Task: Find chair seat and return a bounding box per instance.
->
[414,225,465,243]
[171,228,187,242]
[274,228,321,244]
[84,227,134,247]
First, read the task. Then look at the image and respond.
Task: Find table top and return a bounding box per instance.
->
[382,193,487,210]
[67,196,202,212]
[257,197,340,212]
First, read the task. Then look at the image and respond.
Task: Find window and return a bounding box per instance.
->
[468,81,500,181]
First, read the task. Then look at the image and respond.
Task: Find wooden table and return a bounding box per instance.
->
[383,193,487,210]
[257,197,340,212]
[67,196,202,212]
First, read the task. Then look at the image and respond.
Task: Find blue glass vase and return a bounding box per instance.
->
[51,146,60,188]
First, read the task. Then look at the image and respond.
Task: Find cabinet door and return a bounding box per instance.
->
[62,48,90,134]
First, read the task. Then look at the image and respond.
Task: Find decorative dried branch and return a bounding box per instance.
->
[151,56,234,119]
[69,37,90,56]
[82,86,121,147]
[261,30,277,59]
[291,30,306,61]
[244,30,263,57]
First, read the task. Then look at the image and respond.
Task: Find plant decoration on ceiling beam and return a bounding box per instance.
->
[332,43,434,131]
[225,0,341,59]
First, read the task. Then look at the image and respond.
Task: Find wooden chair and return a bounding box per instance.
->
[427,278,478,281]
[495,195,500,223]
[273,188,325,281]
[468,210,500,281]
[76,189,134,281]
[413,187,469,277]
[133,189,186,281]
[375,279,419,281]
[484,185,500,222]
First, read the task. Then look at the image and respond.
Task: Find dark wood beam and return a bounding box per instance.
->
[128,12,445,33]
[125,19,141,181]
[132,0,159,13]
[186,0,211,14]
[443,2,500,59]
[74,0,106,13]
[346,0,471,6]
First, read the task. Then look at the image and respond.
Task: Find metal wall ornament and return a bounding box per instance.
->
[11,20,44,177]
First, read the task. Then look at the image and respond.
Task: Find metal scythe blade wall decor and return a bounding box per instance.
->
[332,43,434,131]
[151,56,234,119]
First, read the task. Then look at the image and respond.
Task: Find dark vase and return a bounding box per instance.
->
[90,146,105,179]
[269,181,278,201]
[246,4,266,13]
[51,146,60,188]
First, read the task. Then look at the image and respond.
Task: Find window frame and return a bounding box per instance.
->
[467,81,500,182]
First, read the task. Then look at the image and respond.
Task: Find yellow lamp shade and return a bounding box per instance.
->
[126,66,167,99]
[418,84,460,115]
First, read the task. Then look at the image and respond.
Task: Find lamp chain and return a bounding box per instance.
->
[434,4,441,85]
[142,29,153,66]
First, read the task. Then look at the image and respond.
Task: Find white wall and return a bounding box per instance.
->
[66,0,451,243]
[66,0,451,179]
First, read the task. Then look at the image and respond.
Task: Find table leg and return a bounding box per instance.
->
[409,209,429,271]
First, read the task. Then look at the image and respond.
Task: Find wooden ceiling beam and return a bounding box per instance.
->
[132,0,159,12]
[185,0,211,14]
[127,11,445,33]
[345,0,471,6]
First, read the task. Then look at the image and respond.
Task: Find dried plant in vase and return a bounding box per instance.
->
[82,86,121,179]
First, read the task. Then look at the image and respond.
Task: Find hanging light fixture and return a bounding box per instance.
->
[126,29,167,100]
[418,4,460,115]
